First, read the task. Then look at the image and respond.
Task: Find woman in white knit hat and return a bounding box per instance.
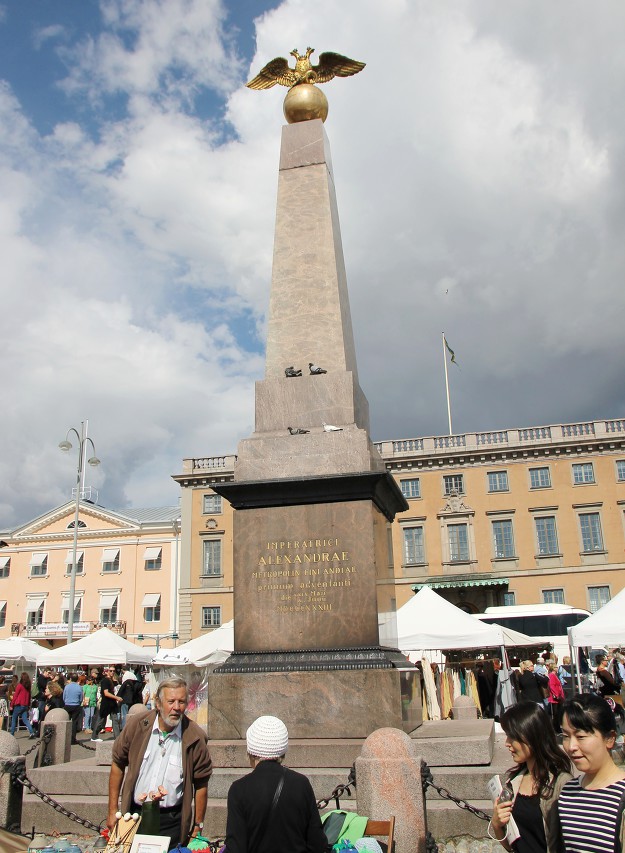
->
[225,715,327,853]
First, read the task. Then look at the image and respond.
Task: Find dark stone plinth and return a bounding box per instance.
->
[214,471,407,523]
[207,667,421,739]
[216,646,401,673]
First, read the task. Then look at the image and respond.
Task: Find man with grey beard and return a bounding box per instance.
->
[108,677,212,851]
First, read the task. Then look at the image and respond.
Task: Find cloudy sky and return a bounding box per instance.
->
[1,0,624,527]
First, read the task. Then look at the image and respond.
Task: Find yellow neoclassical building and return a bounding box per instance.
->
[0,500,181,649]
[173,417,625,639]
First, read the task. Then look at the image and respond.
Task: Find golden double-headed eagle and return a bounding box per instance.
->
[247,47,365,90]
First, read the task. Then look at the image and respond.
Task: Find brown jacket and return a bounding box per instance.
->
[111,710,213,842]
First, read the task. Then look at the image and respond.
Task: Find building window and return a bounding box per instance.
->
[448,524,469,561]
[503,592,516,606]
[67,520,87,529]
[62,600,82,624]
[573,462,595,484]
[0,602,5,628]
[26,602,45,627]
[203,494,223,514]
[0,557,10,578]
[543,588,565,605]
[202,539,222,576]
[492,519,515,559]
[99,594,118,624]
[535,516,559,556]
[588,586,610,613]
[400,478,421,499]
[617,460,625,481]
[65,551,84,575]
[529,467,551,489]
[29,553,48,577]
[443,474,464,496]
[202,606,221,628]
[142,594,161,623]
[101,548,120,573]
[488,471,509,493]
[403,527,425,565]
[144,547,162,571]
[579,512,604,552]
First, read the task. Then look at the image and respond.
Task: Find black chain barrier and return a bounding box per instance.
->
[316,765,356,811]
[11,763,102,833]
[421,761,490,822]
[77,739,97,751]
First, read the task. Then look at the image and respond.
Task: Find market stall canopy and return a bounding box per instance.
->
[568,587,625,648]
[37,627,154,667]
[396,586,505,652]
[0,636,46,663]
[152,621,234,668]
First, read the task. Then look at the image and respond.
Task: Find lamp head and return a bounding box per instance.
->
[59,440,72,452]
[87,456,100,468]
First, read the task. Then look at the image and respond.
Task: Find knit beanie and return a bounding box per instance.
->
[246,715,289,759]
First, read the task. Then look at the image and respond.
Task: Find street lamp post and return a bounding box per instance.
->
[59,421,100,644]
[136,632,179,654]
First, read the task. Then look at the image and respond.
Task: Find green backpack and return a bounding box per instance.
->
[321,810,369,846]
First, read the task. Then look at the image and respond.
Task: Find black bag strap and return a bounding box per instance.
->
[251,767,285,853]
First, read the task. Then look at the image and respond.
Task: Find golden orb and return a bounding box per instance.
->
[283,83,329,124]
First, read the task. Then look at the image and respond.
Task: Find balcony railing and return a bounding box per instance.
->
[374,418,625,461]
[11,620,127,639]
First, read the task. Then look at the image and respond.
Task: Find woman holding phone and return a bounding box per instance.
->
[489,701,572,852]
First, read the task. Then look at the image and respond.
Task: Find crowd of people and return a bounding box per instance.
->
[0,665,150,744]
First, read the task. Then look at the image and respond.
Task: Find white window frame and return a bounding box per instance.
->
[29,553,48,577]
[144,547,162,571]
[403,526,425,565]
[535,515,559,556]
[542,588,565,605]
[0,601,6,628]
[503,591,516,606]
[492,519,515,559]
[579,512,604,552]
[588,586,610,613]
[443,474,464,496]
[201,606,221,628]
[448,523,469,562]
[529,467,551,489]
[101,548,120,573]
[0,556,10,578]
[617,460,625,482]
[65,551,84,576]
[488,471,509,493]
[202,539,222,577]
[203,494,223,514]
[573,462,595,485]
[400,478,421,499]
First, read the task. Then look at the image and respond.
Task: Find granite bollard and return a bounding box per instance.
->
[40,708,71,765]
[452,695,478,720]
[0,730,25,832]
[356,727,427,853]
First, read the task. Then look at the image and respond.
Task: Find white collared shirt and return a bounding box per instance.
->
[134,719,184,808]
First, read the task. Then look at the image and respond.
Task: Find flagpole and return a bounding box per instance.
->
[442,332,453,435]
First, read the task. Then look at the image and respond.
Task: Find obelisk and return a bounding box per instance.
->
[210,51,419,738]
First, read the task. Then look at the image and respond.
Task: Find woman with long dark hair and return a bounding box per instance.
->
[558,694,625,852]
[489,701,572,852]
[9,672,36,737]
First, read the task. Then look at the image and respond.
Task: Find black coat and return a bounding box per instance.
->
[225,760,327,853]
[517,670,544,704]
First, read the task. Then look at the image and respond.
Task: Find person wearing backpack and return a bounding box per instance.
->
[225,716,327,853]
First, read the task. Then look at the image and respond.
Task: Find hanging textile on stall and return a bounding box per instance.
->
[440,669,454,718]
[421,656,441,721]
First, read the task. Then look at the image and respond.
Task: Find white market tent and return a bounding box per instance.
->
[37,627,154,667]
[0,636,46,664]
[152,620,234,668]
[396,586,505,651]
[568,586,625,649]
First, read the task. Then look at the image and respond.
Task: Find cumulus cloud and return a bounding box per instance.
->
[1,0,625,527]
